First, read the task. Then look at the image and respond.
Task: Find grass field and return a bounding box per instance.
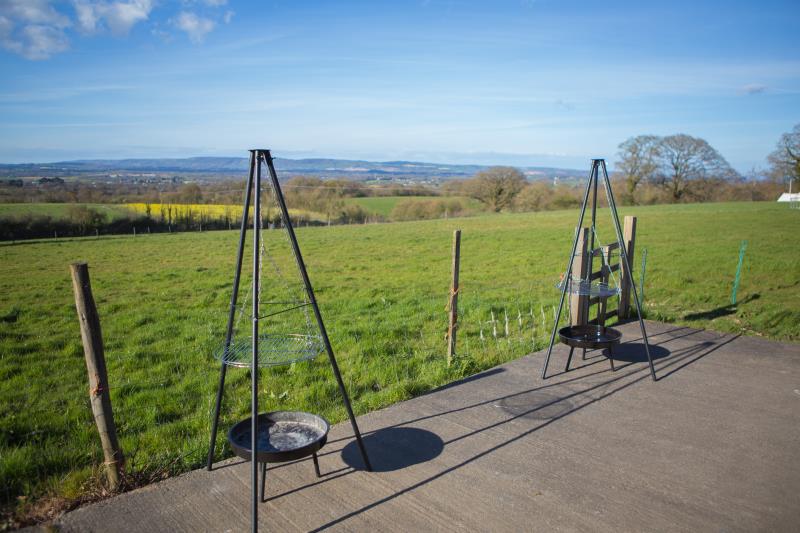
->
[1,201,798,523]
[0,203,133,221]
[348,196,482,217]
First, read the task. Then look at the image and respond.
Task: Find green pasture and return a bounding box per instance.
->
[348,195,482,217]
[0,201,798,520]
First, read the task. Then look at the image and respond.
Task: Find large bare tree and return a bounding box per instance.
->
[768,123,800,191]
[466,166,527,212]
[656,134,738,200]
[615,133,738,201]
[616,135,660,203]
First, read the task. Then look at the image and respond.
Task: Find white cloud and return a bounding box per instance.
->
[73,1,100,33]
[174,11,215,44]
[1,0,70,28]
[72,0,154,36]
[0,1,71,60]
[2,24,69,60]
[104,0,153,35]
[0,0,224,62]
[0,0,155,59]
[0,16,13,39]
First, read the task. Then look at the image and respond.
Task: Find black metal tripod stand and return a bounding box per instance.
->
[206,149,372,533]
[540,158,657,381]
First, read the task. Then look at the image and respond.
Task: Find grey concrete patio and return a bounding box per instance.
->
[52,321,800,532]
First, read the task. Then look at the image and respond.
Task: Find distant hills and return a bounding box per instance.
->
[0,156,583,183]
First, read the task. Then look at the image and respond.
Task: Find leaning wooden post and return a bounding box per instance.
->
[447,230,461,366]
[569,228,590,326]
[618,216,637,318]
[70,262,124,490]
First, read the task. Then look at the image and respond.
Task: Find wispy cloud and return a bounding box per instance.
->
[7,24,70,60]
[173,11,215,44]
[741,83,767,95]
[0,84,137,104]
[554,99,575,111]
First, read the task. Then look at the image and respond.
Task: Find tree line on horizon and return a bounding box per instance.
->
[447,125,797,212]
[0,124,797,240]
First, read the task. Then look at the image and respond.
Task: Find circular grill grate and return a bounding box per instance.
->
[556,277,620,298]
[216,333,324,368]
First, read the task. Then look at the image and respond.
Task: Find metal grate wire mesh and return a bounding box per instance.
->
[216,333,324,368]
[556,277,620,298]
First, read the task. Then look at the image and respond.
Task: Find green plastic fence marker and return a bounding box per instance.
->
[731,240,747,305]
[639,248,647,308]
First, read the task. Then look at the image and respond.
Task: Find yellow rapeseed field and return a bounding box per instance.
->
[125,203,324,222]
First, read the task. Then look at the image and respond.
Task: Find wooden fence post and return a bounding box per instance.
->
[70,262,124,490]
[570,227,590,326]
[447,230,461,366]
[618,216,637,318]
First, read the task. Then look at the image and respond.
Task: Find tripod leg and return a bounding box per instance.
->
[207,363,227,470]
[599,160,657,381]
[565,346,575,372]
[608,346,615,372]
[260,462,267,503]
[207,151,255,471]
[312,452,321,478]
[542,160,598,380]
[582,348,586,360]
[263,152,373,472]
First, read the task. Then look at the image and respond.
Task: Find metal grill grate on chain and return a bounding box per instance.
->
[215,333,324,367]
[556,277,620,298]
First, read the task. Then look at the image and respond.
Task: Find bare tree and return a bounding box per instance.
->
[768,123,800,191]
[616,135,660,203]
[617,133,738,202]
[655,134,738,201]
[466,166,527,212]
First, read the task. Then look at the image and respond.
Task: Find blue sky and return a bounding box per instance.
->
[1,0,798,171]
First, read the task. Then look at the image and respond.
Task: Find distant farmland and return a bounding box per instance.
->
[0,203,132,220]
[0,198,484,229]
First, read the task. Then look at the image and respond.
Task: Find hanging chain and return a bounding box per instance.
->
[232,180,253,334]
[258,177,266,315]
[262,174,298,304]
[263,161,316,335]
[590,226,621,290]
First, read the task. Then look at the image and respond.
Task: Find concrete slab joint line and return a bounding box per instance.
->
[50,320,800,533]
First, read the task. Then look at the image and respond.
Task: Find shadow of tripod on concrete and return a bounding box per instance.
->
[342,427,444,472]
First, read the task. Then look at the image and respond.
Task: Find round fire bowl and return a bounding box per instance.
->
[558,325,622,350]
[227,410,329,463]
